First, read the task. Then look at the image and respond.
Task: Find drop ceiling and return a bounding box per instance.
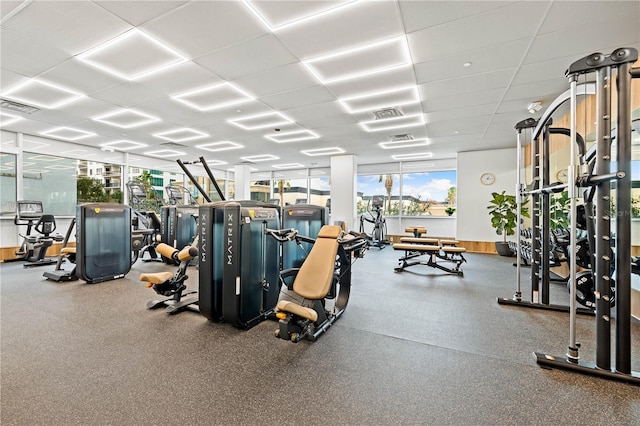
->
[1,0,639,172]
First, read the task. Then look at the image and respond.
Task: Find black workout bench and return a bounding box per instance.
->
[393,240,467,276]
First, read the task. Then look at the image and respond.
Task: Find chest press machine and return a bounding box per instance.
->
[392,235,467,276]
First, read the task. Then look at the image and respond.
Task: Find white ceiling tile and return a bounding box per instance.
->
[400,1,515,33]
[232,62,318,98]
[0,68,27,92]
[282,101,347,123]
[94,1,188,26]
[423,88,505,112]
[299,114,357,130]
[0,28,70,77]
[245,0,355,29]
[141,1,267,58]
[261,85,335,111]
[90,82,165,108]
[511,56,576,86]
[420,68,514,101]
[275,1,403,59]
[413,38,530,84]
[138,62,222,96]
[525,13,640,64]
[194,34,298,80]
[0,1,24,19]
[37,58,122,95]
[425,103,499,122]
[540,1,639,35]
[427,115,492,138]
[408,1,549,63]
[327,67,416,98]
[502,78,568,103]
[3,1,130,55]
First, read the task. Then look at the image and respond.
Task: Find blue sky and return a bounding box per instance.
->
[357,171,456,203]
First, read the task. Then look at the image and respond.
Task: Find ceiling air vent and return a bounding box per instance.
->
[0,98,39,114]
[389,134,414,142]
[160,142,187,148]
[372,107,403,120]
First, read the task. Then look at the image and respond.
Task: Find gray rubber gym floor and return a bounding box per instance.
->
[1,248,639,425]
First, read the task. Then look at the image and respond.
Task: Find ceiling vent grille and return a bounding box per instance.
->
[0,98,39,114]
[372,107,403,120]
[160,142,187,148]
[389,134,414,142]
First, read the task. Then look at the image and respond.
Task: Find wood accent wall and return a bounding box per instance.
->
[0,242,75,263]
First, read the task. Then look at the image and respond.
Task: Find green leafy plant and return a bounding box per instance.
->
[549,191,570,229]
[445,206,456,216]
[487,191,529,242]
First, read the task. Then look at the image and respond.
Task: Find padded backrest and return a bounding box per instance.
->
[293,225,341,300]
[35,214,56,236]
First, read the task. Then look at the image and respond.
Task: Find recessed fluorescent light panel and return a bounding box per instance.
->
[100,140,148,151]
[359,114,424,132]
[0,111,23,126]
[241,154,279,162]
[196,141,244,152]
[201,159,227,166]
[93,109,159,128]
[243,0,360,31]
[144,149,185,158]
[301,147,345,156]
[3,79,84,109]
[339,86,419,114]
[303,36,411,84]
[40,127,95,141]
[172,82,254,111]
[391,152,433,161]
[153,128,208,142]
[78,28,188,80]
[228,112,293,130]
[379,138,430,149]
[273,163,305,169]
[265,129,319,143]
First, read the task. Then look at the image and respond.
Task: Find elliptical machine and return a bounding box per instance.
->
[359,195,389,249]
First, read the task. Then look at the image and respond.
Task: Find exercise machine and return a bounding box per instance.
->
[267,225,368,342]
[11,200,62,267]
[281,203,329,270]
[76,203,132,284]
[141,243,199,315]
[43,218,78,282]
[198,200,281,329]
[126,181,165,214]
[534,47,640,385]
[359,195,389,249]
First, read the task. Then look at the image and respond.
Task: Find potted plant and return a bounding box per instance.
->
[445,206,456,216]
[487,191,529,256]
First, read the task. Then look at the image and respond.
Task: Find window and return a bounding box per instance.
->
[309,177,330,207]
[77,160,123,204]
[357,174,399,216]
[401,170,456,216]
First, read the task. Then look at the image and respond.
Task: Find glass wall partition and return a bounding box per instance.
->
[0,153,16,217]
[22,153,77,216]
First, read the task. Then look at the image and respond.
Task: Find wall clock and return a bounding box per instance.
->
[556,169,568,183]
[480,172,495,186]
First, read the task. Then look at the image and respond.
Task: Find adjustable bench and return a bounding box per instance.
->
[393,242,466,276]
[405,226,427,237]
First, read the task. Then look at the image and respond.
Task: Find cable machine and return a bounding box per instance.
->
[534,47,640,385]
[498,91,597,315]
